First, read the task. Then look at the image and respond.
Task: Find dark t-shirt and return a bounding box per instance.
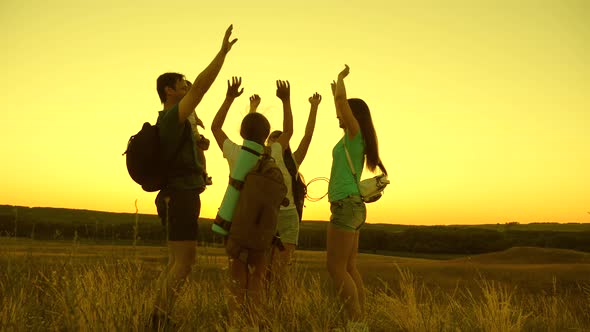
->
[157,104,205,190]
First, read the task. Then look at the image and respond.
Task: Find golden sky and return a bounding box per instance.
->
[1,0,588,225]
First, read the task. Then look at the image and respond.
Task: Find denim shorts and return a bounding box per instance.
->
[277,208,300,245]
[329,195,366,231]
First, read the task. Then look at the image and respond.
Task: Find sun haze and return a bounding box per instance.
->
[0,0,588,225]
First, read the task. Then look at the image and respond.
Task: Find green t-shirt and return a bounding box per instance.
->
[156,104,205,190]
[328,130,365,202]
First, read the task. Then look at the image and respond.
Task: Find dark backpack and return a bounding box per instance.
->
[283,149,307,222]
[123,122,185,192]
[225,152,288,259]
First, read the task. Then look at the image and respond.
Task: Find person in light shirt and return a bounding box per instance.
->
[249,91,322,295]
[211,77,287,330]
[185,79,213,187]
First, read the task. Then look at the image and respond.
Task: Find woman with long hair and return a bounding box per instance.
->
[326,65,387,328]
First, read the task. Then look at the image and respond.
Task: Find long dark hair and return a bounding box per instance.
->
[348,98,387,175]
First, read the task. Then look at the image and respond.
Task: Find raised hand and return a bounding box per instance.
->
[309,92,322,107]
[276,80,290,101]
[221,24,238,54]
[249,94,261,112]
[226,76,244,99]
[337,64,350,80]
[330,80,337,96]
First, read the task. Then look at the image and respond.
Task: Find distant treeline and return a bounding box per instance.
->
[1,205,589,254]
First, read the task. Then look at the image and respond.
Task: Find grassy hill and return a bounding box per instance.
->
[448,246,590,264]
[2,204,590,255]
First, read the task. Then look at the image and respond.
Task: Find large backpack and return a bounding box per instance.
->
[123,122,186,192]
[225,153,288,260]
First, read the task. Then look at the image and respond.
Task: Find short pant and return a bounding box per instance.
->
[155,189,201,241]
[329,195,366,232]
[276,208,300,245]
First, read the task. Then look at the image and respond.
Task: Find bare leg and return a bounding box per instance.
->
[326,224,361,320]
[347,231,365,313]
[155,246,175,300]
[227,257,248,328]
[245,251,269,329]
[153,241,195,318]
[269,243,296,296]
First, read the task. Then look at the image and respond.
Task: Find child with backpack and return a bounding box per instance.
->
[211,77,291,330]
[249,91,322,294]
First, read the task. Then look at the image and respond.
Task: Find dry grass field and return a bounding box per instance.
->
[1,238,590,331]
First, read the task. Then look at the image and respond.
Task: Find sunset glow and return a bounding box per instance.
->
[1,0,588,225]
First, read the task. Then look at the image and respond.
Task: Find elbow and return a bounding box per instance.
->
[282,122,294,134]
[284,127,294,138]
[211,128,223,140]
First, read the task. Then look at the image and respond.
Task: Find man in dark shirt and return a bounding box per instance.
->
[150,24,237,328]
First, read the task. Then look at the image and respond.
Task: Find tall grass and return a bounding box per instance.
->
[1,244,589,331]
[463,279,528,331]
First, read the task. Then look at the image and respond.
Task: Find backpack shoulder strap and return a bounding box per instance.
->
[241,145,262,157]
[342,136,362,191]
[377,160,388,176]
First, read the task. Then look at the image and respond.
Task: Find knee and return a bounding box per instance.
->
[179,251,196,266]
[346,263,358,275]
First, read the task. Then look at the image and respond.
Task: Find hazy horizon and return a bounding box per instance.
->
[2,203,589,226]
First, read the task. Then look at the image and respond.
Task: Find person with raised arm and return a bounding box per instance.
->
[250,90,322,294]
[211,77,279,330]
[326,65,387,330]
[150,25,237,329]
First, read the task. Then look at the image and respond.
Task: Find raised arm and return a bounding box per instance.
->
[178,25,238,123]
[333,64,360,138]
[293,93,321,165]
[248,94,261,113]
[275,80,293,151]
[211,76,244,150]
